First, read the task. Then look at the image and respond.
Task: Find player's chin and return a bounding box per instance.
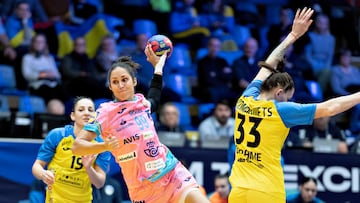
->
[115,93,132,102]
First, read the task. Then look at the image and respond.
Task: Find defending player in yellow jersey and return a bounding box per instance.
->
[229,7,360,202]
[32,97,110,203]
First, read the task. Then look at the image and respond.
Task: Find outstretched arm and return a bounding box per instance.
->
[72,130,119,156]
[254,7,314,82]
[315,92,360,118]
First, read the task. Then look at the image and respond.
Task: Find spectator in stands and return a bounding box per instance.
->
[69,0,98,25]
[331,49,360,96]
[1,0,48,23]
[5,1,35,89]
[156,102,185,133]
[31,96,110,203]
[198,99,234,140]
[304,13,335,96]
[60,37,111,99]
[301,116,348,154]
[231,37,260,94]
[208,173,230,203]
[5,1,34,49]
[0,20,17,64]
[331,49,360,134]
[95,34,119,84]
[169,0,210,55]
[22,34,67,115]
[200,0,235,37]
[196,36,235,103]
[287,176,324,203]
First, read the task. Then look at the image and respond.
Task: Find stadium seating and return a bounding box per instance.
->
[0,95,11,137]
[166,44,193,75]
[305,80,323,102]
[133,19,157,37]
[18,95,47,117]
[0,64,27,96]
[172,102,194,130]
[164,74,198,104]
[231,25,252,48]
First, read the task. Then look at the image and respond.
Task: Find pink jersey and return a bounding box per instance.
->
[87,94,178,191]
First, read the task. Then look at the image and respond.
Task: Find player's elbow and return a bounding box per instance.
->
[71,139,83,156]
[315,102,341,118]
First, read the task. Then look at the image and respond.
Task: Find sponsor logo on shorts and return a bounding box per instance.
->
[145,159,166,171]
[118,151,136,162]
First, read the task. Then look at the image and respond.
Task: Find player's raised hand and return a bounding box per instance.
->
[290,7,314,39]
[145,44,160,67]
[104,135,119,151]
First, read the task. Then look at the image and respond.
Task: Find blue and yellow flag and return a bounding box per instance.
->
[55,14,124,58]
[5,16,35,48]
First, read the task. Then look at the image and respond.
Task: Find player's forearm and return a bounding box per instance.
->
[85,166,106,189]
[32,162,45,180]
[265,33,297,68]
[253,33,297,81]
[315,92,360,118]
[72,138,108,156]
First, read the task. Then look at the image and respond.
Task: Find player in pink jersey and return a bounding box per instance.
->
[72,45,210,203]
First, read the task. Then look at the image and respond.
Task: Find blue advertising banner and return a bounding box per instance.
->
[0,138,359,202]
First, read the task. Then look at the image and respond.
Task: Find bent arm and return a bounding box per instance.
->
[32,160,47,181]
[315,92,360,118]
[72,130,108,156]
[85,162,107,189]
[32,159,55,186]
[254,8,314,82]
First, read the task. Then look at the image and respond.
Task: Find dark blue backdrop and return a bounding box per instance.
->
[1,138,359,203]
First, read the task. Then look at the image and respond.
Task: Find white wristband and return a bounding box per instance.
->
[154,54,167,74]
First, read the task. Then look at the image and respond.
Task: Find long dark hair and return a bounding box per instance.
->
[29,33,49,57]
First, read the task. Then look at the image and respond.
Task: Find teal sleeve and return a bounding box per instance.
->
[83,123,101,136]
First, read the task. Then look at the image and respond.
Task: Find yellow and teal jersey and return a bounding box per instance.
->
[229,80,316,198]
[36,125,110,203]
